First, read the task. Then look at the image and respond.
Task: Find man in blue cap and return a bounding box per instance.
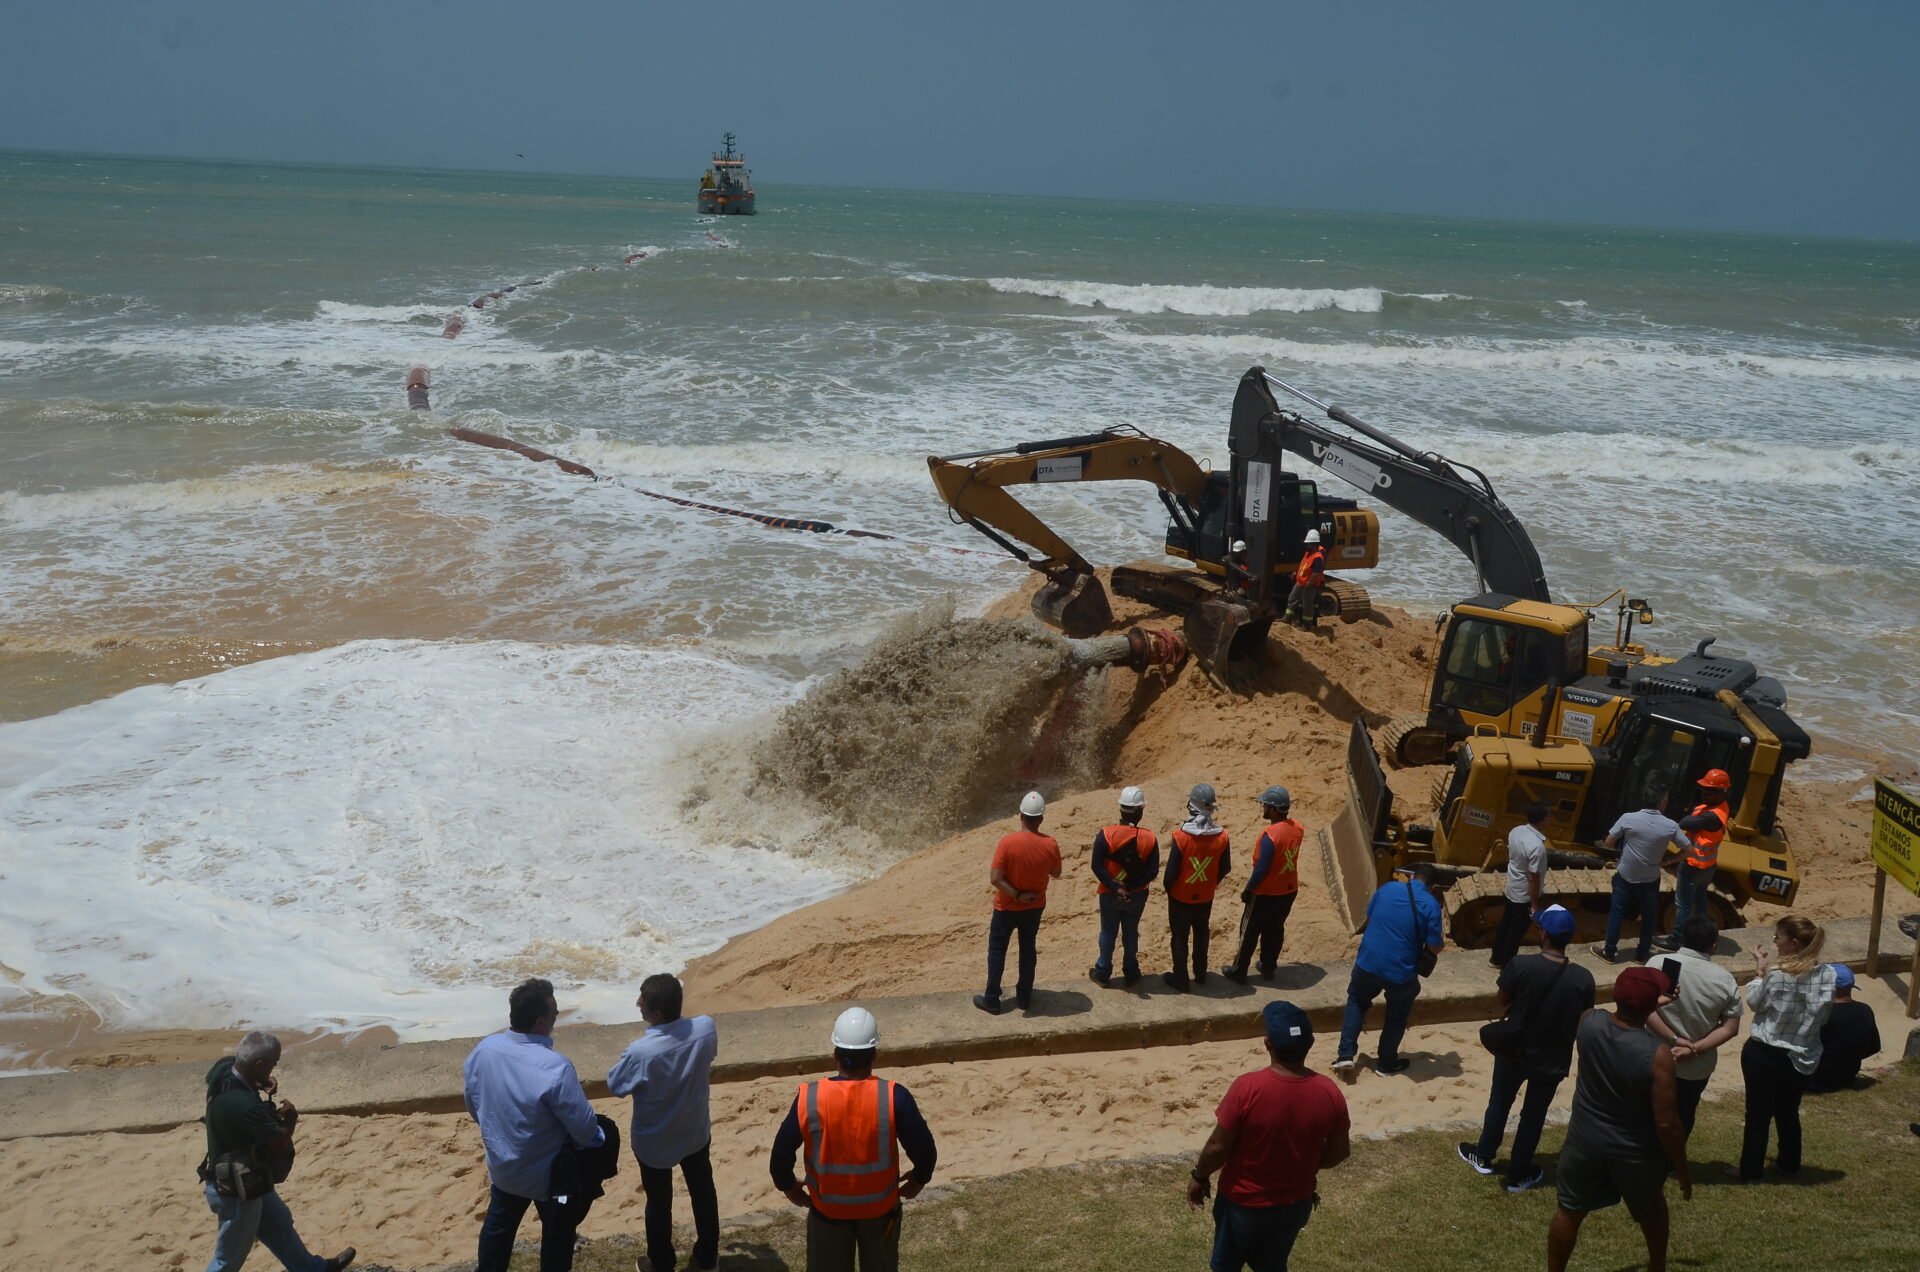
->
[1458,904,1595,1192]
[1187,1001,1350,1271]
[1809,964,1880,1092]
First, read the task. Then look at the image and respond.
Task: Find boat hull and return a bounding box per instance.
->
[697,192,756,215]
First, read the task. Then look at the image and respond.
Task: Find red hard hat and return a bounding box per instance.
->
[1698,769,1732,790]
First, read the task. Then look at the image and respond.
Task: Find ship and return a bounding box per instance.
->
[698,133,756,215]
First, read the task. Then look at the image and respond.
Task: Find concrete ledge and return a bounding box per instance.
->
[1,916,1908,1143]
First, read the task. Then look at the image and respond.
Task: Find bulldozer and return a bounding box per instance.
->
[926,375,1382,674]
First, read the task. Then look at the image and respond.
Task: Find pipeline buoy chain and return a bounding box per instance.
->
[446,426,998,557]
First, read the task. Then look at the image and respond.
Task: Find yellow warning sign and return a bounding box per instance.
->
[1871,778,1920,898]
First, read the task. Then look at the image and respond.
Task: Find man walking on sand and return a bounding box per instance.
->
[975,790,1062,1015]
[465,977,609,1272]
[1090,785,1159,988]
[608,974,720,1272]
[770,1007,938,1272]
[1332,866,1444,1078]
[198,1031,356,1272]
[1164,782,1231,992]
[1188,1001,1350,1271]
[1547,968,1692,1272]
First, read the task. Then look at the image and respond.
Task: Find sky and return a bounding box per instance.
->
[3,0,1917,240]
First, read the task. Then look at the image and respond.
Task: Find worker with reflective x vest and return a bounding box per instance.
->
[1163,782,1232,992]
[1225,785,1305,983]
[1284,530,1328,628]
[771,1007,937,1272]
[1089,785,1161,988]
[1658,769,1734,950]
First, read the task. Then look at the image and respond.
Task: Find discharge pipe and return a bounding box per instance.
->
[1061,626,1187,673]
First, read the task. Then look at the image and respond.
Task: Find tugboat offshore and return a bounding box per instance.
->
[698,132,756,215]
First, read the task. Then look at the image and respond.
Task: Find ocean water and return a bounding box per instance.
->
[2,151,1917,1047]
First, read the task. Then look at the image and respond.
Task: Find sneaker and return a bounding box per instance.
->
[1016,994,1033,1011]
[1331,1057,1356,1075]
[1506,1166,1546,1194]
[1088,966,1111,987]
[1456,1142,1493,1176]
[1258,964,1277,981]
[972,994,1002,1015]
[1376,1056,1411,1076]
[1193,970,1209,986]
[323,1252,356,1272]
[1122,971,1141,987]
[1653,934,1680,951]
[1596,947,1624,964]
[1221,967,1248,984]
[1161,971,1189,992]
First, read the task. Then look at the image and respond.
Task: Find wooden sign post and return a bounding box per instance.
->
[1866,777,1920,1019]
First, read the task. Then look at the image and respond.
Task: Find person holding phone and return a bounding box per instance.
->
[1736,915,1836,1181]
[1643,915,1743,1136]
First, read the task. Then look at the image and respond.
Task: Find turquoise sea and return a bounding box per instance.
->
[2,150,1917,1048]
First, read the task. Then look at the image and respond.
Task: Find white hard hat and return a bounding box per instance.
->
[1304,529,1322,545]
[831,1006,879,1050]
[1118,785,1146,809]
[1019,790,1046,818]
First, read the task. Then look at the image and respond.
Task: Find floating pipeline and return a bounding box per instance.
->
[406,365,431,410]
[447,426,1001,556]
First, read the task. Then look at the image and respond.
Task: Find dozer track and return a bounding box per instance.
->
[1441,867,1741,949]
[1376,714,1452,769]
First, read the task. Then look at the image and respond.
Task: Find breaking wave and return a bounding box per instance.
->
[986,277,1386,316]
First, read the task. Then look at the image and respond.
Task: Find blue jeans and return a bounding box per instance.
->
[1336,966,1419,1063]
[1673,862,1713,934]
[203,1183,326,1272]
[1211,1195,1314,1272]
[477,1183,585,1272]
[984,906,1043,1005]
[1093,890,1146,979]
[1604,873,1660,958]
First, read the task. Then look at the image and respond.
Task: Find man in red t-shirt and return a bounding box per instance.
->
[1188,1001,1351,1271]
[974,791,1062,1015]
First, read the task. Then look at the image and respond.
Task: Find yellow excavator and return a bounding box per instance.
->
[927,371,1382,672]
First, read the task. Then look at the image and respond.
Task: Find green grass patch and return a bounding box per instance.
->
[531,1061,1918,1271]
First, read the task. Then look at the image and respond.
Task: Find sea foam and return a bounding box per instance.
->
[987,277,1386,316]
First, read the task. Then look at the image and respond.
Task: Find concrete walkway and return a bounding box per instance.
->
[2,917,1910,1142]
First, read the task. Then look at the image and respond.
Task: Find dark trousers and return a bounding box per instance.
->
[640,1142,719,1272]
[1231,892,1297,973]
[1210,1195,1314,1272]
[1168,898,1214,984]
[1094,890,1147,979]
[1473,1056,1562,1183]
[1676,1076,1709,1137]
[1489,898,1532,967]
[1603,872,1659,960]
[1336,966,1419,1063]
[1740,1038,1808,1179]
[1673,862,1714,933]
[477,1184,586,1272]
[806,1205,901,1272]
[984,906,1043,1005]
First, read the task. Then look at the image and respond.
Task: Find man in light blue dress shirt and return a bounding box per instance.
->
[463,978,607,1272]
[608,974,720,1272]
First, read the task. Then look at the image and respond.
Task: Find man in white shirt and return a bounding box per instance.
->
[1642,914,1742,1135]
[608,975,720,1272]
[1599,805,1691,963]
[1491,801,1551,968]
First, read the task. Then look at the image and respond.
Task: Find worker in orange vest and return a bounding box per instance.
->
[1225,786,1305,983]
[975,791,1063,1015]
[1283,530,1327,629]
[1090,785,1160,988]
[1657,769,1733,950]
[770,1007,937,1272]
[1163,783,1231,992]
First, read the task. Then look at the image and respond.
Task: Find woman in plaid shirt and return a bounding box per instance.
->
[1736,915,1837,1182]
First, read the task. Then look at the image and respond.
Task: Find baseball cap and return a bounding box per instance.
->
[1536,904,1577,940]
[1831,964,1854,991]
[1263,1000,1312,1046]
[1613,967,1672,1014]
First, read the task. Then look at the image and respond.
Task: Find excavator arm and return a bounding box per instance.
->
[1230,368,1552,603]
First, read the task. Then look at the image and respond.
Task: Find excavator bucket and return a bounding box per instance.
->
[1031,570,1113,637]
[1183,596,1262,687]
[1317,717,1394,932]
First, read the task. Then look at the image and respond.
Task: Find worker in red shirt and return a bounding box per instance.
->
[1089,786,1160,988]
[1225,786,1304,984]
[1283,530,1327,629]
[1188,1000,1351,1271]
[974,791,1062,1016]
[1163,783,1231,992]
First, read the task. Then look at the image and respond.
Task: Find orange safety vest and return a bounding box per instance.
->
[1167,827,1230,904]
[1685,802,1728,870]
[1252,819,1304,897]
[1294,547,1326,588]
[1097,824,1159,895]
[799,1077,901,1220]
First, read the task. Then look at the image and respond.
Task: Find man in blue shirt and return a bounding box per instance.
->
[1333,865,1445,1078]
[464,978,607,1272]
[608,974,720,1272]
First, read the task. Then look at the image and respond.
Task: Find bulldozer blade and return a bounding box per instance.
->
[1031,571,1112,637]
[1319,717,1395,932]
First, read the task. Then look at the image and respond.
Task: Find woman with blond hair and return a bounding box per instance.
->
[1736,914,1836,1181]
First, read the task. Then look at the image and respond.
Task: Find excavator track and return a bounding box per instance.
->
[1442,868,1741,949]
[1319,576,1370,623]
